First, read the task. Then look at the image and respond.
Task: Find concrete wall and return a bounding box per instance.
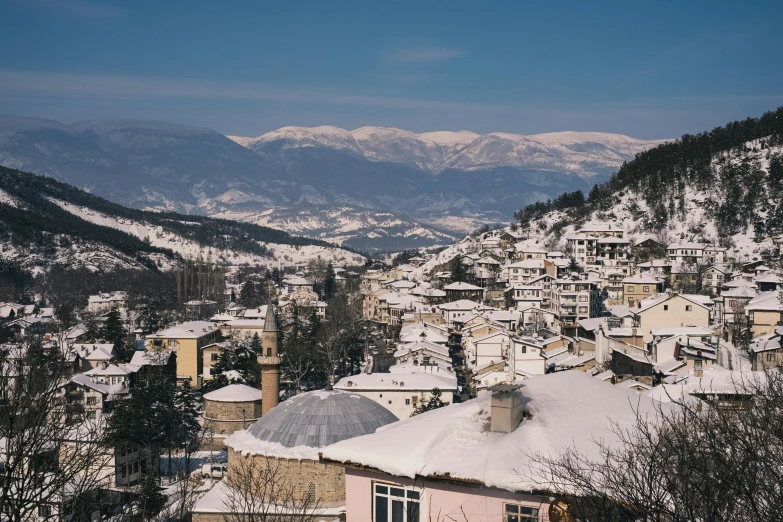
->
[343,467,549,522]
[637,298,710,342]
[345,388,452,419]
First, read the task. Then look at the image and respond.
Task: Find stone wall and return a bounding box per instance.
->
[203,399,262,435]
[228,448,346,503]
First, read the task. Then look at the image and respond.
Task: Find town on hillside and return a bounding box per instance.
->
[1,218,782,520]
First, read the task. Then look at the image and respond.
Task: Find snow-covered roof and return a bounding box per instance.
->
[650,326,713,338]
[227,389,399,458]
[203,384,264,403]
[745,291,783,312]
[129,349,173,366]
[622,273,661,284]
[335,372,458,392]
[148,321,220,339]
[438,299,481,311]
[505,259,546,269]
[322,372,673,493]
[443,282,484,291]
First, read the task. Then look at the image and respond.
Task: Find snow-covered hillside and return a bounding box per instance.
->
[50,199,366,268]
[419,138,783,274]
[229,126,667,179]
[212,205,460,251]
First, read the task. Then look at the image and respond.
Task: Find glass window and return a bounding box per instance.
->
[767,353,777,362]
[627,285,634,292]
[685,305,692,311]
[374,483,420,522]
[643,286,649,292]
[504,503,539,522]
[664,305,669,311]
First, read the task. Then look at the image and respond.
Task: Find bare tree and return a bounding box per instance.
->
[527,370,783,521]
[221,455,323,522]
[0,334,113,521]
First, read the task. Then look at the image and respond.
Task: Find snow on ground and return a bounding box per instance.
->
[0,188,17,207]
[49,199,364,268]
[0,236,171,274]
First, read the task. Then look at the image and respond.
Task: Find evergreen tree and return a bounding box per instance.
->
[102,305,128,361]
[249,332,262,354]
[410,388,449,417]
[138,305,163,334]
[450,257,468,283]
[323,262,337,301]
[567,257,582,273]
[239,281,260,308]
[83,316,103,343]
[135,472,166,521]
[173,382,201,451]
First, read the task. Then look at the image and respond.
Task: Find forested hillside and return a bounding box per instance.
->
[0,167,366,272]
[513,107,783,250]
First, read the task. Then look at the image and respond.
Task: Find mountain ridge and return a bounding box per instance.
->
[0,115,666,251]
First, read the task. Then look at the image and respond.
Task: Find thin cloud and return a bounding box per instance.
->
[0,69,515,114]
[7,0,125,18]
[385,46,462,63]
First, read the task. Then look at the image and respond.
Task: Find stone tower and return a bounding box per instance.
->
[258,304,281,415]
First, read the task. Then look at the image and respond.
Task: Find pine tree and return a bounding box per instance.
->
[567,257,582,273]
[136,472,166,520]
[102,305,128,361]
[239,281,260,308]
[410,388,449,417]
[450,257,467,283]
[83,316,103,343]
[249,332,262,354]
[323,262,337,301]
[173,381,201,451]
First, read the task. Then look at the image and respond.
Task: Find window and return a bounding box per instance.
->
[504,503,539,522]
[685,305,692,311]
[86,396,97,406]
[38,506,52,517]
[211,353,219,361]
[306,482,316,502]
[767,353,777,362]
[374,483,420,522]
[627,285,634,292]
[664,305,669,311]
[643,286,649,293]
[405,398,410,405]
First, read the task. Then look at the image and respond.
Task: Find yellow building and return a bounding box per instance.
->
[630,294,711,343]
[621,273,662,307]
[146,321,221,387]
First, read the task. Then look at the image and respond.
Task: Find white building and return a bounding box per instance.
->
[334,372,458,419]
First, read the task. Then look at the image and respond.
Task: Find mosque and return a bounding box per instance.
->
[192,305,400,521]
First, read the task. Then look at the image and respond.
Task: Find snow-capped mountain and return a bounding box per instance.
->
[230,126,665,178]
[0,115,664,251]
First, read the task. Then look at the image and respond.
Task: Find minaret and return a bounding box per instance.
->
[259,304,281,415]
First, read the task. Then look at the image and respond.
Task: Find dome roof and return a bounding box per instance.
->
[203,383,264,403]
[246,389,398,448]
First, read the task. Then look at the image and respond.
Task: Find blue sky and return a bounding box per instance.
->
[0,0,781,139]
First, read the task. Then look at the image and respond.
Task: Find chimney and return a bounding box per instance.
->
[488,383,525,433]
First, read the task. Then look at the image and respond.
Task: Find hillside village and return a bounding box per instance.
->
[1,105,783,521]
[2,203,783,520]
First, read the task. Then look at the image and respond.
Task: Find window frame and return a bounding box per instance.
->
[373,482,420,522]
[504,502,540,521]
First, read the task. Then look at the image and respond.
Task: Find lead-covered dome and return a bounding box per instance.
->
[246,389,399,448]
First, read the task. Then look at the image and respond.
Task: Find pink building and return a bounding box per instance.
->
[322,371,671,522]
